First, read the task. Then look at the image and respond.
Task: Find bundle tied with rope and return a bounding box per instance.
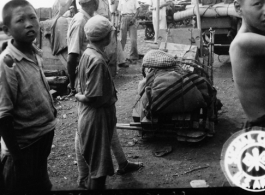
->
[135,50,214,119]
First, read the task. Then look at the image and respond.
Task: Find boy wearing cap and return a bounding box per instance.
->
[75,15,117,189]
[70,0,143,189]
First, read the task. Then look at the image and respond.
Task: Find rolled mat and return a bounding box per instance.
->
[174,3,240,21]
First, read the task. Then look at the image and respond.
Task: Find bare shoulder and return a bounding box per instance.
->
[229,34,243,56]
[230,32,252,49]
[230,32,265,57]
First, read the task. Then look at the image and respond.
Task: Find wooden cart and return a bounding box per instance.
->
[117,27,221,142]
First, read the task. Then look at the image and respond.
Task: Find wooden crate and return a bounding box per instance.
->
[158,28,202,50]
[159,42,199,61]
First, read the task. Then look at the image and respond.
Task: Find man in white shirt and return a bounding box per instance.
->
[117,0,140,63]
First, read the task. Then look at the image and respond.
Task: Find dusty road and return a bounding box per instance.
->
[49,30,246,190]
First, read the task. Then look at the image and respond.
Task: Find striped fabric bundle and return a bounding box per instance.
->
[141,69,213,115]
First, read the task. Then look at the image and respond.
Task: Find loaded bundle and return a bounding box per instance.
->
[134,49,214,120]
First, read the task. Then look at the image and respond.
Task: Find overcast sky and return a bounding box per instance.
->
[0,0,58,22]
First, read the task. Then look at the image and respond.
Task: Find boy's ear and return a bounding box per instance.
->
[2,25,11,37]
[234,0,242,17]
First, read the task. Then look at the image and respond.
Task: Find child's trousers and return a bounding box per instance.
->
[75,127,127,187]
[0,130,54,194]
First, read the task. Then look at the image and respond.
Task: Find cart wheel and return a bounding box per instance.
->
[145,26,155,40]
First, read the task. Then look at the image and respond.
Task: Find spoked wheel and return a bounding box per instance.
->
[145,25,155,40]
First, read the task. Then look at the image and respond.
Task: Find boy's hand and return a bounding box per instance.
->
[75,93,83,102]
[75,93,96,104]
[130,17,136,25]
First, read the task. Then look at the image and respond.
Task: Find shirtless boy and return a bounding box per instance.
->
[230,0,265,127]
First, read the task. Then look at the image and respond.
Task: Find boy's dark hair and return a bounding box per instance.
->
[2,0,35,26]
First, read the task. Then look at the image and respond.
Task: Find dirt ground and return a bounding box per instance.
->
[49,29,246,190]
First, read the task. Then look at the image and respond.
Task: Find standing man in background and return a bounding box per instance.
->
[67,0,98,188]
[96,0,118,74]
[117,0,140,64]
[96,0,144,180]
[67,0,97,97]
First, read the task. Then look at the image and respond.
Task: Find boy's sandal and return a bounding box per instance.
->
[116,161,144,175]
[152,146,173,157]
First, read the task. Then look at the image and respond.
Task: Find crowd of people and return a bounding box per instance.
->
[0,0,264,193]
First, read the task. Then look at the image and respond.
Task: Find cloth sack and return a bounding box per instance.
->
[140,69,213,115]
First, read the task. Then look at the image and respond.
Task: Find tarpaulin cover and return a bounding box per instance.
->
[141,69,212,115]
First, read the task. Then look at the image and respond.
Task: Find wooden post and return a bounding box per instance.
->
[194,0,201,30]
[194,0,202,56]
[154,0,160,43]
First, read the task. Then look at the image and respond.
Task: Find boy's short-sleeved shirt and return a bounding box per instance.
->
[117,0,140,14]
[0,40,57,153]
[78,44,117,107]
[67,9,91,58]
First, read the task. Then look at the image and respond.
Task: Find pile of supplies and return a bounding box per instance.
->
[134,49,214,119]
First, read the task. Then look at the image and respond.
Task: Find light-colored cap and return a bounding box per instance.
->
[84,15,115,41]
[69,5,74,9]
